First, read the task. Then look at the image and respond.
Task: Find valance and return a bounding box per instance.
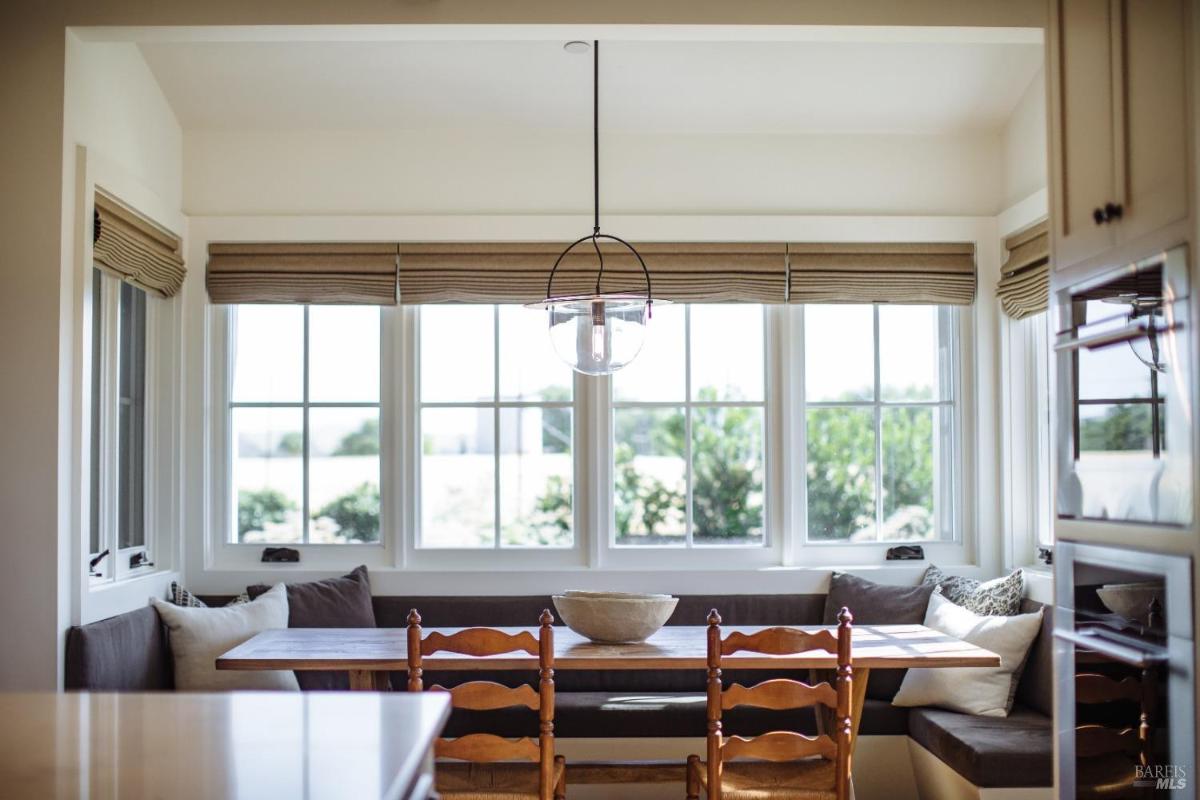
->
[996,221,1050,319]
[787,242,976,305]
[93,191,185,298]
[206,242,399,305]
[396,242,787,304]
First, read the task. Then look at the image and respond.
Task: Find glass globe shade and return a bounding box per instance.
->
[546,296,649,376]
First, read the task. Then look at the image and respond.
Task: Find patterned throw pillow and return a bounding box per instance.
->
[168,581,249,608]
[921,565,1024,616]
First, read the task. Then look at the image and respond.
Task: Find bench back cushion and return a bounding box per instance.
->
[1013,598,1053,716]
[65,605,173,691]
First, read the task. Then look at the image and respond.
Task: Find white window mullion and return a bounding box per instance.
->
[300,306,311,544]
[492,305,501,549]
[872,304,884,541]
[683,306,694,547]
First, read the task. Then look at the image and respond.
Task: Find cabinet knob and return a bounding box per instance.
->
[1104,202,1124,220]
[1093,207,1107,225]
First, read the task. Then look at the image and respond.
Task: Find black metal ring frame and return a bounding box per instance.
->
[545,231,653,306]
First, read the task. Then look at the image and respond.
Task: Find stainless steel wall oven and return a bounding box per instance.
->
[1055,542,1194,797]
[1054,245,1193,526]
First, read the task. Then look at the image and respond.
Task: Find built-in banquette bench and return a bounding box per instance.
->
[65,593,1052,795]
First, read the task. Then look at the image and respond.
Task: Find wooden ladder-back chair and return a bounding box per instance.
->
[407,609,566,800]
[686,607,854,800]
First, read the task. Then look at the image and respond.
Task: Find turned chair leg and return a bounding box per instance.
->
[553,754,566,800]
[686,754,701,800]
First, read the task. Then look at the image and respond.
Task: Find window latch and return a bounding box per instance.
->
[88,549,110,577]
[129,551,154,570]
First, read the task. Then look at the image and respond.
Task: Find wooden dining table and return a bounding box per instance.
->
[218,622,1000,750]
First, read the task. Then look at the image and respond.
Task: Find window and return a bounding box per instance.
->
[229,305,382,544]
[89,269,151,577]
[214,297,967,565]
[803,304,958,542]
[417,305,574,549]
[1003,309,1053,560]
[611,304,767,547]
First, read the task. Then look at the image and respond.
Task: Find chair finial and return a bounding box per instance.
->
[407,608,422,626]
[707,608,722,626]
[540,608,555,626]
[837,606,853,626]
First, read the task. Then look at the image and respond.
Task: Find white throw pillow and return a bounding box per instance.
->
[152,582,299,691]
[892,592,1043,717]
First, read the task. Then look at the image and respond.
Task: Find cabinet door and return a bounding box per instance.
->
[1049,0,1117,271]
[1117,0,1189,244]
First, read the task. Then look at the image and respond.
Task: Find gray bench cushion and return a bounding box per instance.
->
[64,605,172,691]
[907,705,1052,788]
[443,692,910,739]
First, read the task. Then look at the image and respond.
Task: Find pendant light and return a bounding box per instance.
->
[527,40,666,376]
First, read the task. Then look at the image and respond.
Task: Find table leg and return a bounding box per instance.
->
[348,669,376,691]
[849,667,869,753]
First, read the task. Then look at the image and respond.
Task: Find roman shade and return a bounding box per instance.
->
[397,242,787,304]
[787,242,976,305]
[996,221,1050,319]
[93,192,185,298]
[206,243,399,305]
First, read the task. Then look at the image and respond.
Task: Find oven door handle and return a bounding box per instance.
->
[1053,629,1169,667]
[1053,321,1181,353]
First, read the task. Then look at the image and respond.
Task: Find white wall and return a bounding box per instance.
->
[27,36,183,688]
[185,128,1006,217]
[1000,68,1047,212]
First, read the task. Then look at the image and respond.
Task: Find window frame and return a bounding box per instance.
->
[606,304,776,555]
[207,304,397,571]
[1001,309,1054,567]
[797,303,962,547]
[208,296,971,573]
[88,270,161,583]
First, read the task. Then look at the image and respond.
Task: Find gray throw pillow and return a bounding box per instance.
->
[922,565,1024,616]
[822,572,936,701]
[247,565,377,690]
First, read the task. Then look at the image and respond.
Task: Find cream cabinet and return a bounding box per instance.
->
[1048,0,1190,274]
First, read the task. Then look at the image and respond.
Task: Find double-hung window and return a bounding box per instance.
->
[611,304,767,547]
[802,304,959,542]
[89,269,151,579]
[228,305,382,544]
[214,257,968,566]
[416,305,575,549]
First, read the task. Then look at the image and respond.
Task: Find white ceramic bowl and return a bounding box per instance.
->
[552,591,678,643]
[1096,581,1164,624]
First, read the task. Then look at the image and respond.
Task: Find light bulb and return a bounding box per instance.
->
[590,300,607,363]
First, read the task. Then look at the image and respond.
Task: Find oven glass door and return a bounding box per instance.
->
[1056,247,1193,525]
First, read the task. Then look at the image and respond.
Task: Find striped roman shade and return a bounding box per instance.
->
[787,242,976,305]
[93,191,185,298]
[997,221,1050,319]
[206,243,399,305]
[397,242,787,304]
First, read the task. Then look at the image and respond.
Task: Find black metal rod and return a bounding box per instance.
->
[593,40,600,235]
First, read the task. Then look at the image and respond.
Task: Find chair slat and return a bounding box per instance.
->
[431,681,540,711]
[722,731,837,763]
[422,628,539,658]
[436,734,541,763]
[1075,725,1141,758]
[722,678,837,711]
[1075,673,1142,705]
[721,627,839,657]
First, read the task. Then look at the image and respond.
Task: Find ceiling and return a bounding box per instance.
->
[139,38,1043,135]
